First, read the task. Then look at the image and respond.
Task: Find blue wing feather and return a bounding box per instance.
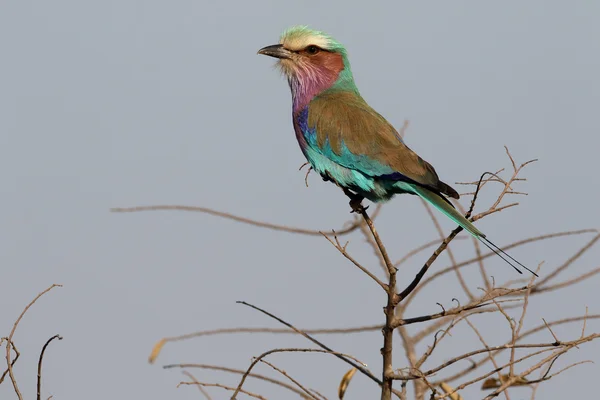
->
[296,106,415,199]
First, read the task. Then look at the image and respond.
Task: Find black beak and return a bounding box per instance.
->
[257,44,292,60]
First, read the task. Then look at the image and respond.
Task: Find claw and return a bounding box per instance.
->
[349,197,367,214]
[342,187,366,213]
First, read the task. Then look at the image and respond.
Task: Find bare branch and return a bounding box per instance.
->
[178,380,267,399]
[410,304,523,345]
[181,371,212,399]
[436,348,553,399]
[505,147,518,172]
[471,203,519,221]
[542,319,561,345]
[164,364,310,398]
[536,360,593,383]
[394,237,467,268]
[535,233,600,287]
[111,205,369,237]
[421,200,474,300]
[231,348,372,400]
[359,221,391,276]
[0,339,19,385]
[258,359,318,400]
[321,230,388,291]
[148,323,383,363]
[5,284,62,400]
[456,168,505,187]
[509,268,540,376]
[393,288,527,329]
[393,334,600,381]
[534,266,600,294]
[581,307,589,339]
[439,314,600,384]
[401,229,597,310]
[398,227,462,302]
[358,207,396,278]
[356,207,399,400]
[482,337,594,399]
[235,301,381,386]
[415,330,446,369]
[463,318,507,400]
[455,202,492,290]
[37,335,62,400]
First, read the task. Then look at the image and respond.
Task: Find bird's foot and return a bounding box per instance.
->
[341,188,367,213]
[350,197,369,214]
[348,196,368,214]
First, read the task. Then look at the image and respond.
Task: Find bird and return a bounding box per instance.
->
[258,25,536,276]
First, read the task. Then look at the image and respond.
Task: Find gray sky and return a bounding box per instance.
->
[1,1,599,399]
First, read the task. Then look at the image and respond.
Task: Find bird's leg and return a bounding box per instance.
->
[342,187,367,214]
[349,196,367,213]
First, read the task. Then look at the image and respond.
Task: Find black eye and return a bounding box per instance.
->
[306,45,320,55]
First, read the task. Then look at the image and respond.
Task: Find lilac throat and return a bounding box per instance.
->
[288,64,339,112]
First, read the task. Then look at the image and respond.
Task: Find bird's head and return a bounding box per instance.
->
[258,26,356,108]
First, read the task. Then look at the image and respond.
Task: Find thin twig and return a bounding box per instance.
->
[456,168,505,188]
[179,380,267,399]
[533,266,600,294]
[164,363,310,398]
[0,339,19,384]
[394,237,467,268]
[359,221,391,276]
[437,314,600,384]
[5,284,62,400]
[455,201,492,290]
[393,334,600,381]
[258,359,318,400]
[534,234,600,287]
[464,317,508,400]
[436,348,553,399]
[150,323,382,355]
[482,338,593,399]
[393,288,527,329]
[398,227,462,302]
[421,200,474,300]
[581,307,589,339]
[509,267,540,376]
[401,229,597,311]
[321,230,388,291]
[490,299,517,377]
[531,359,592,388]
[230,348,372,400]
[542,319,560,345]
[235,302,381,385]
[358,208,396,278]
[37,335,62,400]
[182,371,212,399]
[410,303,522,345]
[415,330,446,369]
[110,205,368,237]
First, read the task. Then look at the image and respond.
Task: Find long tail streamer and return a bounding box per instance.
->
[404,182,538,277]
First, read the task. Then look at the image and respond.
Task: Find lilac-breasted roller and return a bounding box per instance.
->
[258,26,535,275]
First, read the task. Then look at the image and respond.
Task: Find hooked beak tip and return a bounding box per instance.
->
[257,44,292,60]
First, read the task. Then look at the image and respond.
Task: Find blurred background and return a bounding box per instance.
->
[1,1,598,399]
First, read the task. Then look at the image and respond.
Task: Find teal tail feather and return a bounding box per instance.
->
[405,183,538,277]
